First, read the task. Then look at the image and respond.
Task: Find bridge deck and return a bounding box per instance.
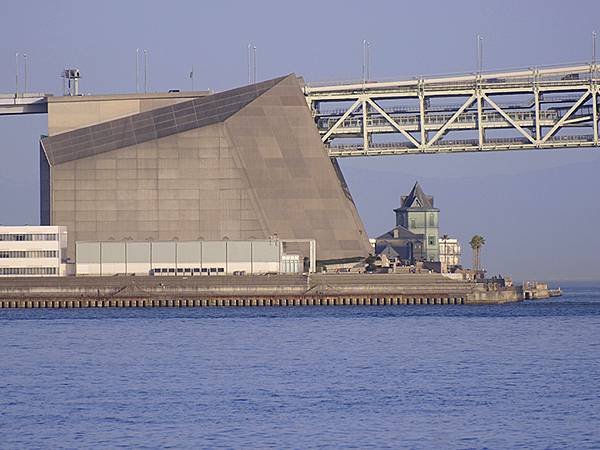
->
[0,94,49,115]
[305,63,600,157]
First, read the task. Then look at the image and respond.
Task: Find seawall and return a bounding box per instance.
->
[0,273,521,308]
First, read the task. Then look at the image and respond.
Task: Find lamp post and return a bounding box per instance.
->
[15,52,19,97]
[593,31,597,65]
[253,45,257,84]
[23,53,28,94]
[362,40,371,85]
[477,35,484,73]
[143,49,148,93]
[247,43,252,85]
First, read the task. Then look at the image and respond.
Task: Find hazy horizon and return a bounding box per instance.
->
[1,0,599,280]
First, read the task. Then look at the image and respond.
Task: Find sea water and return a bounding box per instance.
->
[1,283,599,449]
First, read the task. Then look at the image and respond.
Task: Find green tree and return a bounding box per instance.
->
[469,235,485,271]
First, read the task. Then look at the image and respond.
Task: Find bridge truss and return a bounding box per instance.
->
[304,64,600,157]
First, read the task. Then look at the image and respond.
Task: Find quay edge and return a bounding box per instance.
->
[0,273,535,308]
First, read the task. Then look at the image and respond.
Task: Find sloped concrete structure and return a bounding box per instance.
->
[41,75,371,261]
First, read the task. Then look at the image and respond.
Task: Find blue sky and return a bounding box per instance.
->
[1,0,599,280]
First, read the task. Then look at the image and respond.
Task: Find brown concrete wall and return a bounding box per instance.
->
[48,76,371,262]
[51,122,264,258]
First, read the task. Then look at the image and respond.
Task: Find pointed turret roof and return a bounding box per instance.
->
[400,182,434,209]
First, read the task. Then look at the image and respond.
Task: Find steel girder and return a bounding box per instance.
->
[304,64,600,157]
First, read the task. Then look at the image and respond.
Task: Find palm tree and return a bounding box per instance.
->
[469,235,485,271]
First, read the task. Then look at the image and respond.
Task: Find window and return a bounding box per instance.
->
[0,233,58,242]
[0,267,57,275]
[429,213,435,227]
[410,218,416,228]
[428,236,436,246]
[0,250,58,259]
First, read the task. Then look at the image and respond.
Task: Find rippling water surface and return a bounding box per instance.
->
[1,282,600,449]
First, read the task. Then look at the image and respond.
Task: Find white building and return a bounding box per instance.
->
[439,237,461,272]
[75,239,315,276]
[0,226,69,276]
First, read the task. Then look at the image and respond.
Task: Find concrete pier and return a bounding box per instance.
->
[0,273,520,309]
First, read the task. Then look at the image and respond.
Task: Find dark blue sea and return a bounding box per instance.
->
[1,283,599,449]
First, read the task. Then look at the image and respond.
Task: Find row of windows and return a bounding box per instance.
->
[0,234,58,242]
[152,267,225,275]
[0,250,58,259]
[0,267,58,275]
